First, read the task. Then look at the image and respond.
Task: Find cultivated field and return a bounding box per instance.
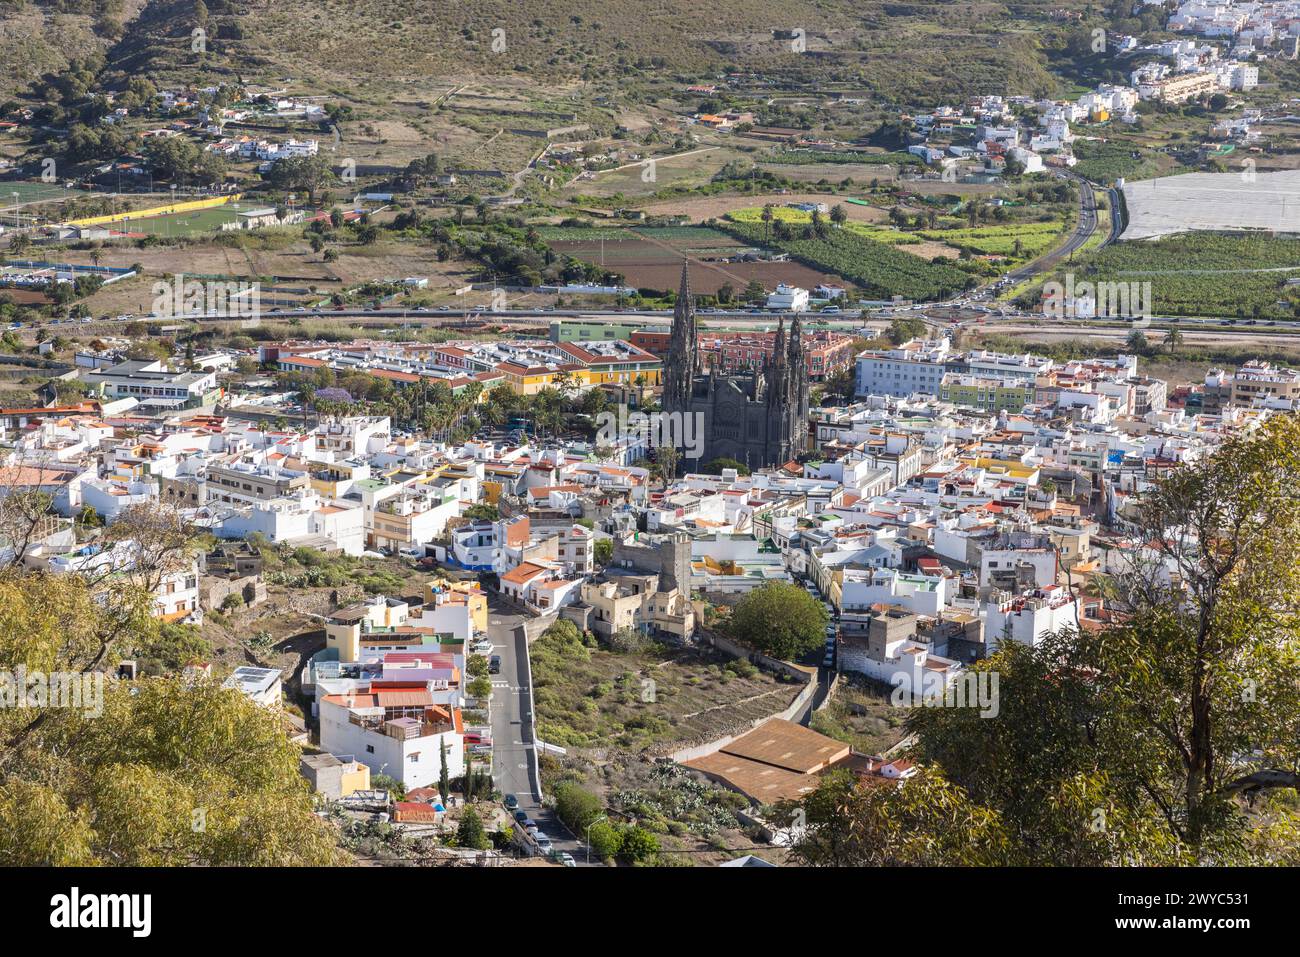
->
[544,224,841,293]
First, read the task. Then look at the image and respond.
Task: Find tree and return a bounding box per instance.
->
[439,738,450,802]
[587,819,622,861]
[822,367,856,404]
[553,783,603,833]
[593,538,613,567]
[1165,326,1184,353]
[655,445,681,484]
[1125,328,1149,353]
[701,457,750,476]
[618,825,660,864]
[887,316,927,345]
[456,808,491,850]
[728,581,827,660]
[0,600,344,867]
[371,773,407,801]
[787,768,1013,866]
[264,155,336,203]
[463,503,499,522]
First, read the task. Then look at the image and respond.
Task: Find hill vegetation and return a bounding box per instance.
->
[2,0,1095,104]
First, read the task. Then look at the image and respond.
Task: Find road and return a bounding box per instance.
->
[485,597,596,865]
[1002,173,1100,287]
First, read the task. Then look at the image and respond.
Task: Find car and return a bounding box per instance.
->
[525,823,540,837]
[534,832,553,851]
[489,655,501,675]
[464,732,492,746]
[469,744,493,755]
[470,641,492,655]
[504,794,519,810]
[823,654,835,667]
[552,851,576,867]
[513,809,528,824]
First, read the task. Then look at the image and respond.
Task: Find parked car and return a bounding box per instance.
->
[469,744,493,756]
[534,832,553,852]
[489,655,501,675]
[513,810,528,824]
[525,823,539,837]
[552,851,576,867]
[504,794,519,811]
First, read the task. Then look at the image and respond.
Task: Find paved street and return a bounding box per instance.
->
[484,598,595,865]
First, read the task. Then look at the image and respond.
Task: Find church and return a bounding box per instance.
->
[661,262,809,471]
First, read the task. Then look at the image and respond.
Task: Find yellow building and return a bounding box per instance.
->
[496,360,591,396]
[324,597,410,661]
[427,577,488,634]
[555,340,663,386]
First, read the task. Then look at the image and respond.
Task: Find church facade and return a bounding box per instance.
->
[661,262,809,471]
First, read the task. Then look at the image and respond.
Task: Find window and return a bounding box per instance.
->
[365,745,374,753]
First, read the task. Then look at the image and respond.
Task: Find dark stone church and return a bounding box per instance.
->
[661,262,809,471]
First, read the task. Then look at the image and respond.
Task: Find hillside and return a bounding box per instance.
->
[2,0,1076,105]
[0,0,150,102]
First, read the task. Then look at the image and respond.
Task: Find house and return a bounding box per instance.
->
[222,666,283,707]
[318,691,464,789]
[300,752,372,799]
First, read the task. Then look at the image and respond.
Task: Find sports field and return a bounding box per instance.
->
[0,182,80,208]
[116,202,265,237]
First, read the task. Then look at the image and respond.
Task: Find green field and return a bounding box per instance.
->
[118,202,266,237]
[1016,233,1300,318]
[919,221,1069,260]
[719,218,976,301]
[0,182,82,208]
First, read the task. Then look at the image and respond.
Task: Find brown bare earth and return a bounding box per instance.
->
[549,235,840,292]
[639,192,890,223]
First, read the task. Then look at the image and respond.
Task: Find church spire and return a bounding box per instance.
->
[663,260,697,413]
[787,311,808,449]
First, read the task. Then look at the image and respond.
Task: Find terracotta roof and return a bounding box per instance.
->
[500,561,549,585]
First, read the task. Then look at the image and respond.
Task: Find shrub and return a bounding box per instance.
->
[552,782,603,833]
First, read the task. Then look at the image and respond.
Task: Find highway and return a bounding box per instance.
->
[1006,173,1100,285]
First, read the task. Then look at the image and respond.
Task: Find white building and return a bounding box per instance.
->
[855,338,952,399]
[984,586,1080,650]
[222,666,283,707]
[766,284,810,312]
[319,692,464,789]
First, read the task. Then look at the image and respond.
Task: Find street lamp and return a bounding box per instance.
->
[585,814,607,865]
